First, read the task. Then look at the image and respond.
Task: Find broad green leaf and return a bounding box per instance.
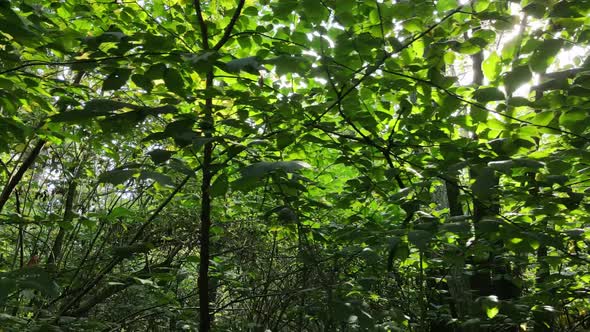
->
[530,39,564,72]
[487,160,514,172]
[265,55,311,75]
[276,131,295,149]
[436,0,457,12]
[514,158,545,170]
[131,74,153,91]
[486,306,499,319]
[472,30,496,48]
[211,173,229,197]
[102,69,131,91]
[52,99,135,122]
[0,78,14,89]
[482,295,500,318]
[112,243,152,258]
[473,87,505,102]
[504,65,532,95]
[109,206,133,219]
[98,169,137,185]
[184,50,220,72]
[440,221,471,234]
[573,72,590,88]
[3,267,60,298]
[163,68,185,94]
[168,158,194,176]
[482,52,501,82]
[139,170,174,187]
[473,0,490,12]
[471,167,496,199]
[302,0,328,22]
[568,84,590,97]
[488,159,544,172]
[507,97,531,107]
[239,161,311,179]
[225,56,261,74]
[559,109,588,133]
[84,99,136,112]
[550,1,585,18]
[51,110,109,123]
[390,187,413,202]
[408,230,432,250]
[532,111,555,126]
[523,2,546,18]
[148,149,174,164]
[145,63,167,80]
[160,118,199,146]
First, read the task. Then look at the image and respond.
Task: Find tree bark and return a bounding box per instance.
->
[0,140,45,214]
[47,176,77,267]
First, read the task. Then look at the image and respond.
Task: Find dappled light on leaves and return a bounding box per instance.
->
[0,0,589,331]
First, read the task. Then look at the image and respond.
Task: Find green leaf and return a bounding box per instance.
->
[487,160,514,172]
[473,0,490,12]
[6,267,60,298]
[239,161,311,179]
[163,68,185,94]
[472,29,496,48]
[109,206,133,219]
[471,167,496,200]
[98,169,137,185]
[504,65,532,95]
[482,295,500,318]
[145,63,166,80]
[102,68,131,91]
[507,97,531,107]
[436,0,458,12]
[113,243,152,258]
[51,110,107,123]
[550,1,585,18]
[225,56,261,74]
[514,158,545,170]
[573,72,590,88]
[52,99,135,122]
[440,221,471,235]
[139,170,174,187]
[408,230,432,250]
[0,77,14,89]
[184,50,219,72]
[84,99,136,112]
[473,87,505,102]
[211,173,229,197]
[486,306,499,319]
[523,2,546,18]
[488,159,545,172]
[148,149,174,164]
[532,111,555,126]
[302,0,329,22]
[482,52,501,82]
[131,74,153,91]
[162,118,199,146]
[530,39,564,72]
[276,131,295,149]
[265,55,311,75]
[559,109,588,133]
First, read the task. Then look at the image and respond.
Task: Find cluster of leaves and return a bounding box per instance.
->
[0,0,590,331]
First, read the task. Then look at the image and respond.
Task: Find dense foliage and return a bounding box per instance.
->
[1,0,590,331]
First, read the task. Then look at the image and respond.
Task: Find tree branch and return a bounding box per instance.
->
[213,0,246,50]
[0,52,169,76]
[310,5,466,125]
[194,0,209,50]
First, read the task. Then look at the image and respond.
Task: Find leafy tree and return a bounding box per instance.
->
[0,0,590,331]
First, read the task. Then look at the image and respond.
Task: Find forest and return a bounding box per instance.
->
[0,0,589,331]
